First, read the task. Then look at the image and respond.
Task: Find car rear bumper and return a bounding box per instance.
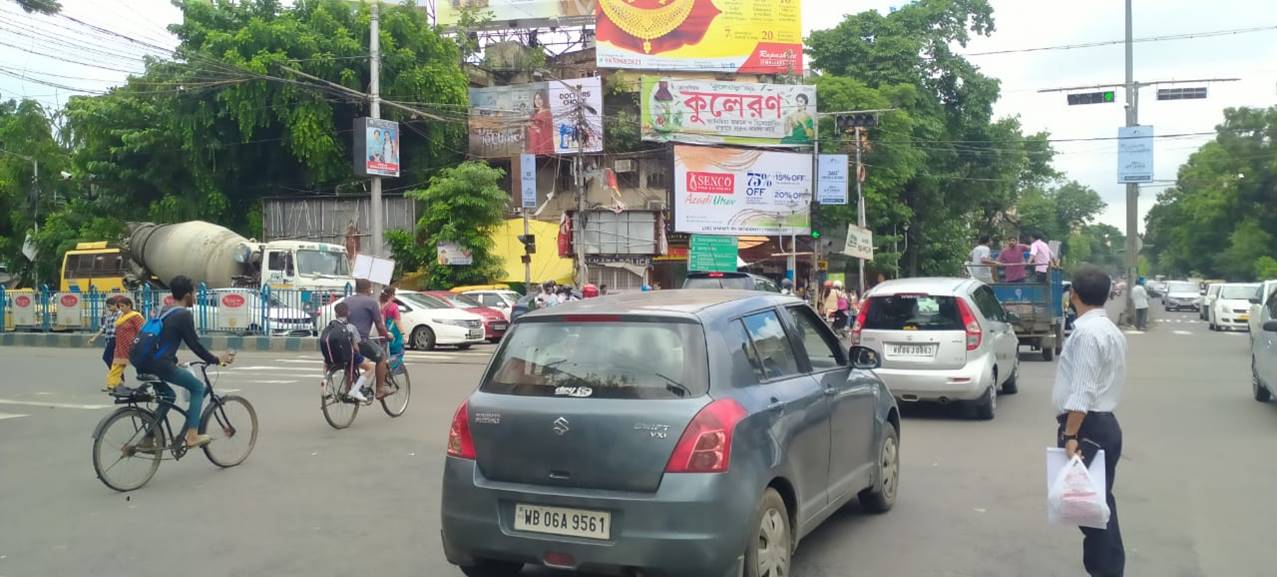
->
[434,324,487,345]
[441,457,748,577]
[1215,315,1250,330]
[875,357,992,402]
[484,321,509,340]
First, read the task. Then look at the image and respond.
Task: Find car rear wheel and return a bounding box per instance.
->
[859,422,899,513]
[410,325,436,351]
[745,488,791,577]
[1000,365,1019,395]
[1253,358,1272,403]
[972,383,996,420]
[459,559,522,577]
[1041,343,1054,362]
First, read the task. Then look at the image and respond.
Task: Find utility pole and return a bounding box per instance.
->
[369,1,383,258]
[1122,0,1138,323]
[854,125,866,298]
[574,95,588,286]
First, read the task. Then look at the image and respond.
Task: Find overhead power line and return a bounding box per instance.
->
[964,24,1277,56]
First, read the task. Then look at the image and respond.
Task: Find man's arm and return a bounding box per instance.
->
[178,310,221,364]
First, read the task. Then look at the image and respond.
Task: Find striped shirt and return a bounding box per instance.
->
[1052,308,1126,414]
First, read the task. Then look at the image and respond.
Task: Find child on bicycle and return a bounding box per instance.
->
[105,296,144,392]
[332,301,376,402]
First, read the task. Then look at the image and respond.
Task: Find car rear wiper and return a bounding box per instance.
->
[649,371,691,398]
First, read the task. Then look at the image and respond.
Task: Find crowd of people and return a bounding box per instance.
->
[968,232,1059,283]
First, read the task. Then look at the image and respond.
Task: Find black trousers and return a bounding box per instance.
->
[1057,412,1124,577]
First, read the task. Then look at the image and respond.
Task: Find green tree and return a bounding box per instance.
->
[11,0,60,14]
[0,98,72,284]
[1015,181,1106,242]
[404,161,509,289]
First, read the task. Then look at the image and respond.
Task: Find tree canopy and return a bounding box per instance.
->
[1144,106,1276,280]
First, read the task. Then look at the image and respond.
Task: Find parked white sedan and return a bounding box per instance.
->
[394,291,486,350]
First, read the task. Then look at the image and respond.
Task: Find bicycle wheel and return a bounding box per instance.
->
[200,395,258,468]
[92,407,162,492]
[380,366,411,417]
[321,368,359,429]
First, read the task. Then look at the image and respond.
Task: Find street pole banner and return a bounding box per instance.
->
[673,145,812,236]
[353,118,400,177]
[1117,125,1153,183]
[640,78,816,147]
[817,154,849,205]
[468,77,603,157]
[595,0,803,74]
[843,224,874,260]
[520,153,537,209]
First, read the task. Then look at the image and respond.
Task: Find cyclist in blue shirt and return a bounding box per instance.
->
[144,276,235,448]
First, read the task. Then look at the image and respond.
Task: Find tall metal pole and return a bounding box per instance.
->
[1123,0,1139,322]
[855,125,866,297]
[523,209,532,289]
[369,1,384,258]
[810,118,820,306]
[575,100,588,286]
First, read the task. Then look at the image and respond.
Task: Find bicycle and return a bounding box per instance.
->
[321,350,411,429]
[91,361,259,492]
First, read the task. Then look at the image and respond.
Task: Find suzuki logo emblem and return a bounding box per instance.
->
[552,417,570,436]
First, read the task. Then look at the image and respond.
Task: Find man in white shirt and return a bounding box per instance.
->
[1053,266,1125,577]
[1131,278,1150,331]
[967,235,995,283]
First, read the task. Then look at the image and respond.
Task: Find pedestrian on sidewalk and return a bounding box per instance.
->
[1131,278,1150,331]
[105,297,143,392]
[1053,266,1126,577]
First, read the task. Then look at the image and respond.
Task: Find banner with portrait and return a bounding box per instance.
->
[641,78,815,147]
[673,145,811,236]
[354,118,400,177]
[595,0,803,74]
[468,77,603,157]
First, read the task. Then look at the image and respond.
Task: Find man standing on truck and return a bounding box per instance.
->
[968,236,995,283]
[345,279,391,399]
[998,235,1029,283]
[1029,232,1055,283]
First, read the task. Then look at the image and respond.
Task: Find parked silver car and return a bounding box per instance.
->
[1250,286,1277,402]
[441,290,900,577]
[853,277,1020,419]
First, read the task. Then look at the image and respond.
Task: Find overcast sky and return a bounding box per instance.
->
[2,0,1275,232]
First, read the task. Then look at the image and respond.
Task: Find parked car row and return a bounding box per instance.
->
[1250,284,1277,403]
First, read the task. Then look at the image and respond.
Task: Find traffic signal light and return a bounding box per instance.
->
[811,229,821,239]
[1066,91,1116,105]
[518,234,536,254]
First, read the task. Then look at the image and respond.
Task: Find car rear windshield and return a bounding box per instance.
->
[1220,285,1259,300]
[685,276,752,290]
[482,318,708,399]
[1167,282,1197,293]
[863,294,964,331]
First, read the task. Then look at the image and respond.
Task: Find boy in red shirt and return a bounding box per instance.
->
[106,296,144,391]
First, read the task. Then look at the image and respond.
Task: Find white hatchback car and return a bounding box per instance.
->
[853,277,1020,420]
[1210,283,1260,332]
[1248,280,1277,338]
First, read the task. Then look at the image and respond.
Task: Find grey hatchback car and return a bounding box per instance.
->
[441,290,901,577]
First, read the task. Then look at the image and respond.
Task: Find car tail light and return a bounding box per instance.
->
[447,400,476,459]
[956,298,982,351]
[851,298,871,346]
[665,399,747,473]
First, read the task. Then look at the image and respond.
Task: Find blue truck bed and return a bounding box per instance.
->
[989,269,1065,360]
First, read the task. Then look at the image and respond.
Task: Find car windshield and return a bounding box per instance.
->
[296,250,350,276]
[863,294,964,331]
[448,293,482,307]
[482,319,708,399]
[684,275,753,290]
[400,292,450,309]
[1220,285,1259,300]
[1167,282,1198,293]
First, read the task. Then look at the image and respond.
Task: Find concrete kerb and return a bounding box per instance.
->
[0,332,316,352]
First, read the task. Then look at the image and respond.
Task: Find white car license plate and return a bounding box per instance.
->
[887,343,937,358]
[468,329,484,339]
[492,322,508,331]
[513,504,611,540]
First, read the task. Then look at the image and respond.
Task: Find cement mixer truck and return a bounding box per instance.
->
[124,220,355,293]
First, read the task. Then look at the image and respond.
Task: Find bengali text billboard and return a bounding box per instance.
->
[641,78,815,147]
[596,0,802,73]
[674,145,811,236]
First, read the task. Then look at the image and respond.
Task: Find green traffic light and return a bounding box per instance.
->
[811,230,822,239]
[1103,91,1115,102]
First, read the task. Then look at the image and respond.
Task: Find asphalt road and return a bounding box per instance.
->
[2,302,1275,577]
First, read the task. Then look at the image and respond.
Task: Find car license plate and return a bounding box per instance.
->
[887,343,937,358]
[513,504,610,540]
[1238,315,1248,321]
[492,322,508,331]
[468,329,483,339]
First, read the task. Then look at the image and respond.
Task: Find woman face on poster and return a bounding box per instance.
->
[532,91,548,113]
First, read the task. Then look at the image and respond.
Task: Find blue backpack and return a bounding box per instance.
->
[130,307,179,369]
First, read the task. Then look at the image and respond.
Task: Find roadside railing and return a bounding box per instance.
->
[0,283,352,337]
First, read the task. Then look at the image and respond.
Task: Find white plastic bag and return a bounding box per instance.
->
[1048,454,1110,529]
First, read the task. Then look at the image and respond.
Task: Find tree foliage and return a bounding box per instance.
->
[808,0,1058,276]
[401,161,509,289]
[1144,106,1276,280]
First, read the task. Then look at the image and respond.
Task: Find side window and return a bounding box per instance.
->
[742,310,801,379]
[1267,288,1277,318]
[63,255,80,279]
[787,305,843,372]
[267,252,295,275]
[726,319,767,384]
[973,287,1003,321]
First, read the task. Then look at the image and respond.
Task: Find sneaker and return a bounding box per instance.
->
[347,387,368,402]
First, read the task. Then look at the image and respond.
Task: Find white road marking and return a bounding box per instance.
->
[245,380,298,384]
[0,412,28,421]
[1173,330,1193,336]
[1124,330,1145,335]
[280,359,324,364]
[230,366,307,371]
[0,399,112,410]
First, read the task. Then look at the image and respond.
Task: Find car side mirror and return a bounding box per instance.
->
[1250,297,1261,305]
[1265,320,1277,333]
[849,345,881,370]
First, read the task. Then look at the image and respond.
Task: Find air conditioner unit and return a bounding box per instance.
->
[614,159,637,173]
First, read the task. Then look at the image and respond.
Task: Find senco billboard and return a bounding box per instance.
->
[673,145,811,236]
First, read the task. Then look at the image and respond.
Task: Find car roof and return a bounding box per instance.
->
[866,277,974,297]
[519,289,804,322]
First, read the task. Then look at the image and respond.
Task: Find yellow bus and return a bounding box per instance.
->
[60,242,127,293]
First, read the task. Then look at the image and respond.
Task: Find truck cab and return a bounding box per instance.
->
[260,241,353,293]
